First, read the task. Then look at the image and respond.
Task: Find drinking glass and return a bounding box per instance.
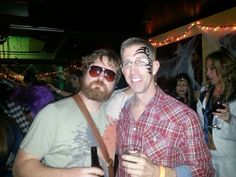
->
[122,144,142,163]
[212,95,226,112]
[209,95,226,130]
[123,144,142,156]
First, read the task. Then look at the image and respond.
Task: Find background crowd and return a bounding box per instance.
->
[0,37,235,177]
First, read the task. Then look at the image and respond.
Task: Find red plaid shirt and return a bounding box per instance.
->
[116,87,214,177]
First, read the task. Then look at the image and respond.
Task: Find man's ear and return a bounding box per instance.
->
[152,60,160,76]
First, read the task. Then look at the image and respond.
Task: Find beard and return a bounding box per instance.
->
[81,80,112,102]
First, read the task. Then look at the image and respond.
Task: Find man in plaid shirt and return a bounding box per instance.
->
[116,37,214,177]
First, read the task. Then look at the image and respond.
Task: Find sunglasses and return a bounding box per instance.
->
[89,65,116,82]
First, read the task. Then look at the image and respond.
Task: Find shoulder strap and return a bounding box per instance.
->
[73,94,113,168]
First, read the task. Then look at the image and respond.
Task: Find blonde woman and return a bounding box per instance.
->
[197,49,236,177]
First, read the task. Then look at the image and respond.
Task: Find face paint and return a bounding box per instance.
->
[134,47,153,74]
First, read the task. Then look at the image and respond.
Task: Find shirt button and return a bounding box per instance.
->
[133,127,136,131]
[153,137,157,141]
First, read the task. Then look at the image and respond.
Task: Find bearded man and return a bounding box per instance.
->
[13,49,121,177]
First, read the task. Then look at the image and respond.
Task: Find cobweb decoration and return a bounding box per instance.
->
[156,35,201,91]
[219,31,236,58]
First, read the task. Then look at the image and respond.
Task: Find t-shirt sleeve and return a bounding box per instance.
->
[20,103,58,159]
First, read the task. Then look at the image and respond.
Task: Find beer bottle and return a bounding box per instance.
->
[91,146,104,177]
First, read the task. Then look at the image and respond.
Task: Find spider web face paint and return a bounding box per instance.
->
[134,47,153,74]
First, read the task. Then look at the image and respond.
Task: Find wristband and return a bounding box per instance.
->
[160,165,165,177]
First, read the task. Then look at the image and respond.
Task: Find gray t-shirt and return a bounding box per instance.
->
[21,97,115,176]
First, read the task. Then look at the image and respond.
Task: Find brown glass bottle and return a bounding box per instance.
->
[91,146,104,177]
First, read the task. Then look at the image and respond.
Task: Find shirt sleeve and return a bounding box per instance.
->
[175,165,192,177]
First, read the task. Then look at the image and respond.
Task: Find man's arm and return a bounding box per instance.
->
[175,165,192,177]
[153,165,192,177]
[13,149,104,177]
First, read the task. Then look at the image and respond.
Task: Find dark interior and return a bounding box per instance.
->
[0,0,235,65]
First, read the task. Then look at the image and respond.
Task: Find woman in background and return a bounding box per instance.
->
[171,73,196,110]
[197,49,236,177]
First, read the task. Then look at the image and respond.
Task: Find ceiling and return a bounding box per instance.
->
[0,0,235,65]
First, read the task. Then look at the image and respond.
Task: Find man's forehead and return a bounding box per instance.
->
[93,56,116,69]
[122,54,147,61]
[93,56,109,64]
[127,45,145,52]
[123,48,149,60]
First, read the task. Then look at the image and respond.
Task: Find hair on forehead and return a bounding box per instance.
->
[81,48,121,67]
[120,37,156,59]
[80,48,122,84]
[174,73,192,88]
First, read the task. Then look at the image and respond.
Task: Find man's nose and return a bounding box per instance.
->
[97,72,105,81]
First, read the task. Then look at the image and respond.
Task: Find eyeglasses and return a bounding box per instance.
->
[121,58,151,69]
[88,65,116,82]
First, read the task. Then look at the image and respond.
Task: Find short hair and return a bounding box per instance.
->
[120,37,156,60]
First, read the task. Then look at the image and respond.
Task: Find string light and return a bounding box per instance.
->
[2,23,236,81]
[0,63,82,82]
[150,22,236,47]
